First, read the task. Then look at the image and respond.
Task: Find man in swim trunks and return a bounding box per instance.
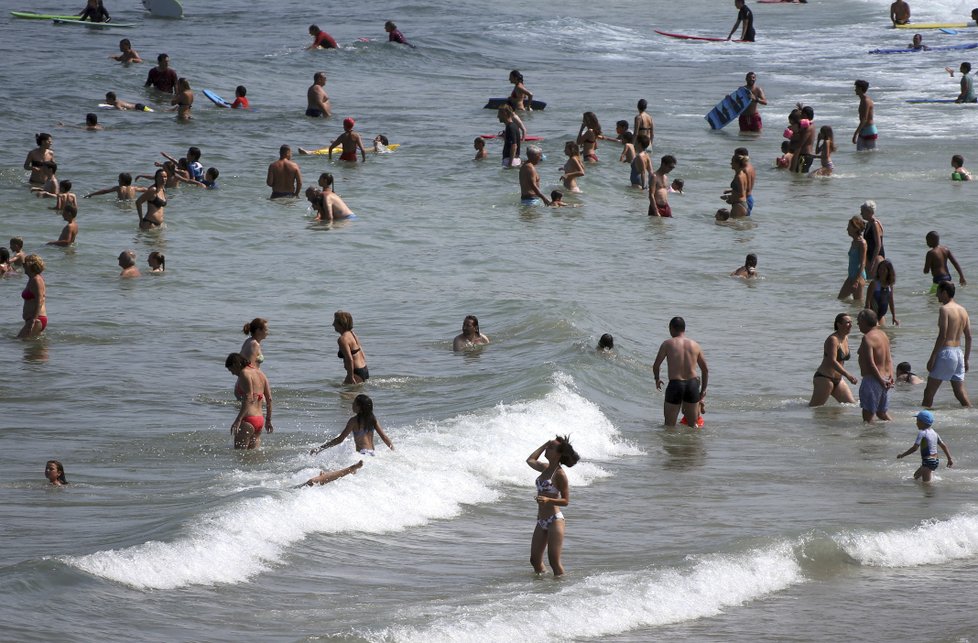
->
[144,53,177,94]
[653,316,709,427]
[266,145,302,199]
[518,146,550,206]
[728,0,756,42]
[852,80,877,151]
[634,99,654,152]
[306,72,332,118]
[306,24,338,50]
[923,282,972,407]
[857,308,894,423]
[327,118,366,162]
[924,230,966,291]
[890,0,911,26]
[648,155,676,217]
[739,72,766,132]
[734,147,756,214]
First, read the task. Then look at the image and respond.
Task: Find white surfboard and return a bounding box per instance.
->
[143,0,183,19]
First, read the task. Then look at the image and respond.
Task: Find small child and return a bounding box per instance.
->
[670,178,684,194]
[9,237,26,267]
[148,251,165,273]
[924,230,967,291]
[549,189,568,207]
[619,131,636,164]
[37,179,76,212]
[374,134,392,154]
[230,85,249,110]
[811,125,836,176]
[896,362,925,385]
[560,141,585,192]
[597,333,614,350]
[680,400,706,428]
[715,208,731,223]
[951,154,972,181]
[85,172,143,200]
[199,167,220,189]
[30,161,59,197]
[897,410,953,482]
[865,258,899,326]
[111,38,142,63]
[776,140,793,169]
[329,117,366,162]
[473,136,488,160]
[731,253,758,278]
[46,203,78,247]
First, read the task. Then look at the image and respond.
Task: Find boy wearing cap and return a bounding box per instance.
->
[327,118,366,163]
[897,410,953,482]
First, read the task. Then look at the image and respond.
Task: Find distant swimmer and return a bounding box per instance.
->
[266,145,302,199]
[47,204,78,247]
[839,216,868,302]
[144,53,177,94]
[740,72,766,132]
[24,133,55,185]
[727,0,755,41]
[111,38,141,63]
[240,317,268,368]
[945,62,977,103]
[473,136,488,160]
[597,334,614,351]
[297,461,363,488]
[896,362,925,385]
[226,352,273,450]
[104,91,148,111]
[730,252,758,278]
[306,71,332,117]
[328,118,366,162]
[924,231,966,290]
[45,460,68,486]
[897,410,952,482]
[908,33,928,50]
[519,146,550,205]
[9,238,26,269]
[923,282,972,407]
[118,250,139,277]
[733,147,755,213]
[0,248,11,276]
[56,113,103,131]
[634,99,654,150]
[856,308,894,423]
[147,251,165,273]
[653,316,709,427]
[649,155,676,216]
[309,394,393,456]
[852,80,877,151]
[809,314,859,407]
[334,310,369,384]
[890,0,911,26]
[950,154,972,181]
[306,24,338,50]
[453,315,489,351]
[507,70,533,112]
[385,21,415,47]
[526,436,580,577]
[18,254,47,339]
[134,169,166,229]
[229,85,249,109]
[78,0,110,22]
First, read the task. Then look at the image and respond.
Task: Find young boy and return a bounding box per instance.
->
[230,86,249,109]
[85,173,143,200]
[897,410,953,482]
[670,178,685,194]
[111,38,142,63]
[328,117,366,162]
[924,230,967,292]
[199,167,220,189]
[549,190,568,207]
[9,237,26,267]
[162,147,204,181]
[951,154,972,180]
[46,203,78,247]
[473,136,488,160]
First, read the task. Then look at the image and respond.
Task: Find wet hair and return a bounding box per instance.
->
[598,333,614,349]
[616,119,629,131]
[376,134,389,145]
[120,38,131,48]
[148,251,165,271]
[319,172,335,189]
[964,62,973,74]
[937,281,956,298]
[157,53,168,63]
[848,215,865,233]
[106,91,117,102]
[818,126,837,152]
[715,208,730,221]
[385,21,397,30]
[788,109,802,125]
[745,253,757,267]
[897,361,912,374]
[662,154,677,167]
[242,317,268,336]
[732,154,749,170]
[854,79,869,92]
[857,308,879,328]
[47,460,68,485]
[551,189,563,201]
[553,435,580,467]
[669,316,686,332]
[279,144,291,158]
[154,168,167,185]
[333,310,354,333]
[187,146,201,161]
[309,24,321,34]
[582,112,602,136]
[59,180,72,192]
[305,186,321,202]
[24,254,45,274]
[205,167,219,180]
[564,141,581,157]
[354,394,378,432]
[10,237,24,250]
[672,178,684,190]
[636,134,650,149]
[875,259,896,286]
[926,230,939,246]
[474,136,485,147]
[734,147,749,157]
[509,69,524,84]
[0,248,9,263]
[118,249,136,268]
[952,154,965,168]
[63,203,77,219]
[745,71,756,81]
[780,141,790,153]
[86,113,98,126]
[36,132,52,146]
[225,352,250,371]
[833,313,851,331]
[235,85,247,97]
[463,315,481,333]
[114,172,131,187]
[801,105,814,121]
[860,200,876,215]
[638,98,648,110]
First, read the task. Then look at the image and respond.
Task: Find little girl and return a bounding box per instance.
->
[811,125,837,176]
[865,258,899,326]
[560,141,585,192]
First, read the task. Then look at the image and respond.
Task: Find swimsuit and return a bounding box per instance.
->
[857,124,878,151]
[231,97,249,109]
[37,315,47,331]
[584,152,598,162]
[630,161,643,186]
[339,150,357,162]
[650,201,672,217]
[858,377,889,413]
[930,346,966,381]
[746,194,754,215]
[664,378,700,405]
[535,474,565,530]
[270,191,294,198]
[520,197,541,206]
[353,366,370,381]
[305,108,324,118]
[915,428,943,470]
[814,345,849,383]
[871,283,891,318]
[242,415,265,434]
[21,287,35,300]
[863,220,885,263]
[738,111,762,132]
[149,195,167,208]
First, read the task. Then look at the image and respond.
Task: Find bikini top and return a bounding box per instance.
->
[536,474,561,498]
[150,195,167,208]
[352,419,373,438]
[837,346,850,362]
[21,287,34,300]
[337,346,361,360]
[234,367,265,402]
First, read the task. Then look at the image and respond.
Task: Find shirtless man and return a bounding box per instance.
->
[111,38,142,63]
[648,155,676,217]
[306,72,332,118]
[852,80,877,151]
[653,316,709,427]
[633,99,653,152]
[924,231,966,291]
[857,308,894,423]
[734,147,756,214]
[739,72,767,133]
[519,146,550,206]
[266,145,302,199]
[890,0,911,26]
[923,282,972,407]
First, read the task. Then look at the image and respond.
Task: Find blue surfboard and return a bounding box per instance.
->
[705,86,754,130]
[203,89,232,107]
[906,98,959,103]
[869,42,978,54]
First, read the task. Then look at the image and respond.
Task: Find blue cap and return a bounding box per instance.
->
[915,410,935,426]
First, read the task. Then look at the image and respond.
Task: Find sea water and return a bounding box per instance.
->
[2,0,978,640]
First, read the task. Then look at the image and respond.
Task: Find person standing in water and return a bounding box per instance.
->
[653,316,709,427]
[266,145,302,199]
[739,72,766,132]
[526,436,580,577]
[923,282,972,408]
[852,80,877,151]
[305,71,332,118]
[857,308,894,423]
[727,0,756,41]
[897,410,952,483]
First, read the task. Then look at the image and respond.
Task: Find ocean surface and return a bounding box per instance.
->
[3,0,978,640]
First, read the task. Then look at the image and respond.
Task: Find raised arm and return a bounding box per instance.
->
[526,442,549,471]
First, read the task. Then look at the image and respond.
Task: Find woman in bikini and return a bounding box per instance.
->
[334,310,369,384]
[560,141,585,192]
[809,313,859,406]
[172,77,193,121]
[24,133,55,185]
[135,169,167,229]
[724,154,749,218]
[18,254,47,339]
[507,70,533,111]
[241,318,268,368]
[226,352,273,449]
[526,436,579,577]
[576,112,602,163]
[811,125,837,177]
[309,394,393,456]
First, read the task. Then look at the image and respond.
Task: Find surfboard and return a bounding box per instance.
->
[655,30,746,42]
[479,134,544,141]
[305,145,400,155]
[143,0,183,18]
[895,22,970,29]
[757,0,805,3]
[203,89,232,107]
[11,11,78,19]
[52,18,135,28]
[906,98,959,103]
[484,98,547,110]
[869,42,978,54]
[705,86,754,130]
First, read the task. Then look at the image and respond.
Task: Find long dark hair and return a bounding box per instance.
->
[47,460,68,485]
[554,435,580,467]
[354,394,377,431]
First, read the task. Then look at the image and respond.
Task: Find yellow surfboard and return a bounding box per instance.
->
[895,22,970,29]
[306,144,400,155]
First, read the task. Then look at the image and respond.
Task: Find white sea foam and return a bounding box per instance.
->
[63,375,638,589]
[835,513,978,567]
[375,543,803,642]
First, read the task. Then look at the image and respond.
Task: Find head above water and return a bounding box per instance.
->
[598,333,614,349]
[857,308,879,329]
[834,313,852,331]
[915,409,935,427]
[669,316,686,335]
[926,230,940,247]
